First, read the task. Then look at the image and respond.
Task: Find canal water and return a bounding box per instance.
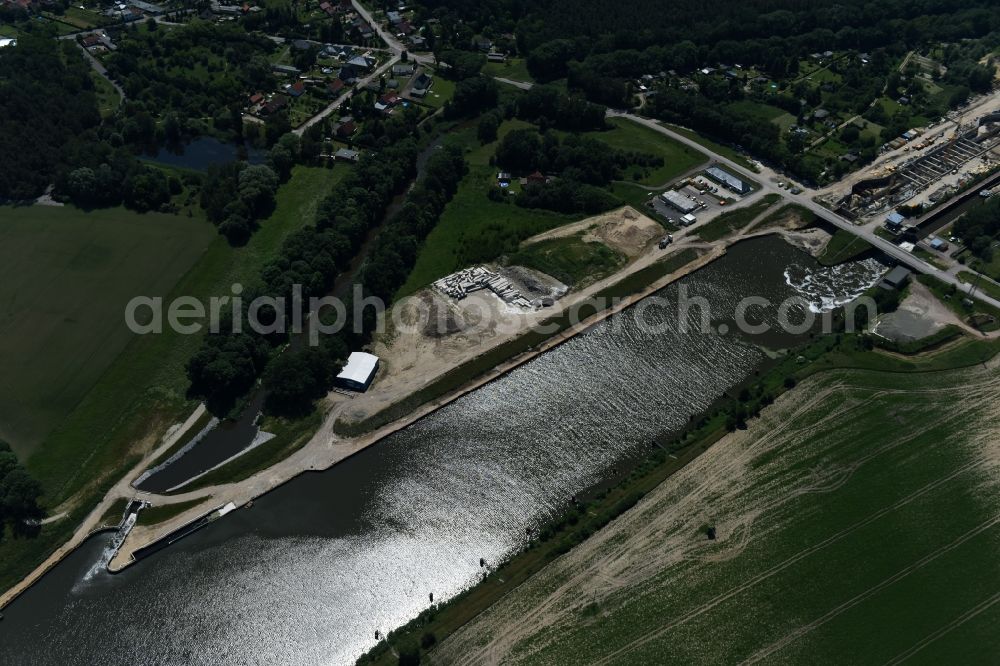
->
[0,236,887,665]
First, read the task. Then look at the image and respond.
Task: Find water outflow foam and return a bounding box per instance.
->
[784,257,888,313]
[76,507,141,588]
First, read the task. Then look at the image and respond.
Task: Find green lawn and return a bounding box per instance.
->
[396,164,582,297]
[420,346,1000,664]
[419,75,455,110]
[508,233,626,287]
[90,69,121,118]
[694,194,781,242]
[482,57,534,84]
[0,206,216,459]
[585,117,707,186]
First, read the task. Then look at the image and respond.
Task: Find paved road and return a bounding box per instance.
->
[349,0,433,65]
[293,52,400,135]
[620,112,1000,309]
[491,75,1000,309]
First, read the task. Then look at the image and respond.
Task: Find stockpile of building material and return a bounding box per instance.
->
[433,267,533,308]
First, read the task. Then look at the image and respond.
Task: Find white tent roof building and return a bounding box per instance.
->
[336,352,380,391]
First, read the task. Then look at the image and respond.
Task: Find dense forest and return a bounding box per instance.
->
[408,0,999,181]
[954,198,1000,262]
[0,440,44,540]
[0,35,102,200]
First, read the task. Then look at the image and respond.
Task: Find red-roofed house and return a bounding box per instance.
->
[527,171,548,185]
[326,78,345,96]
[287,80,306,97]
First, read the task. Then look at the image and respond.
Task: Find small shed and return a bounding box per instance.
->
[879,266,911,291]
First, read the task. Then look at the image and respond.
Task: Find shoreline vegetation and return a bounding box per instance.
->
[357,329,1000,666]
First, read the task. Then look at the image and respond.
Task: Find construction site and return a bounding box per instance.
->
[825,93,1000,222]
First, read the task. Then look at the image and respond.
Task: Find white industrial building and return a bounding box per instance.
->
[705,166,752,195]
[336,352,380,391]
[660,190,699,214]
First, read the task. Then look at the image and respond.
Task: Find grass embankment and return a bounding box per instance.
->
[817,227,875,266]
[361,331,1000,665]
[661,123,759,172]
[585,117,708,187]
[957,270,1000,302]
[508,233,626,287]
[694,194,781,242]
[750,203,817,232]
[97,498,130,529]
[0,165,347,599]
[136,498,207,527]
[918,274,1000,332]
[339,248,703,437]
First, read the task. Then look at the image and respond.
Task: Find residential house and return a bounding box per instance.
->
[286,80,306,97]
[410,71,433,96]
[326,78,345,96]
[334,116,357,138]
[392,63,415,77]
[396,20,413,35]
[408,35,426,49]
[386,10,402,24]
[248,92,264,106]
[526,171,547,185]
[486,52,506,63]
[260,95,288,116]
[334,148,360,162]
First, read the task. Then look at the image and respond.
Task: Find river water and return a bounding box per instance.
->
[0,236,887,665]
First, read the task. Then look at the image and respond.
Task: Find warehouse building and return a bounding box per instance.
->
[704,166,753,195]
[660,190,699,214]
[336,352,380,391]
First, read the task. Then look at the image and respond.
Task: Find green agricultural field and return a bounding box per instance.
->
[0,206,216,458]
[508,233,625,287]
[0,165,347,596]
[396,164,581,297]
[432,359,1000,664]
[585,117,707,186]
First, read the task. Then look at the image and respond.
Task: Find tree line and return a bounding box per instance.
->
[0,440,44,541]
